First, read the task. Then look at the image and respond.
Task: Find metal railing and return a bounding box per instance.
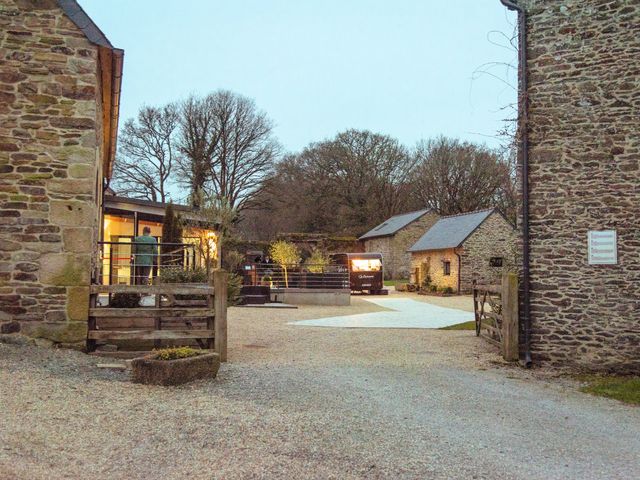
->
[98,241,200,285]
[242,263,349,290]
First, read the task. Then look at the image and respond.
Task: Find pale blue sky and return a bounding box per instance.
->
[80,0,517,152]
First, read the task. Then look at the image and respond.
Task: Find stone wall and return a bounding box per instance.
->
[410,248,459,292]
[410,212,517,293]
[0,0,102,343]
[365,211,439,279]
[523,0,640,371]
[458,212,518,293]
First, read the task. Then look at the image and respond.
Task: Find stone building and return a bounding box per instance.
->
[501,0,640,371]
[359,209,438,279]
[408,209,517,293]
[0,0,123,342]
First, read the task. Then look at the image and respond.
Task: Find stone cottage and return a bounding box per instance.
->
[0,0,123,343]
[408,209,517,293]
[499,0,640,371]
[359,209,438,279]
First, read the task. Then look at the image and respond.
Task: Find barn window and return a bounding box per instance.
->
[443,261,451,276]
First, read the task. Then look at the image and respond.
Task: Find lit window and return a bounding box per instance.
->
[351,258,382,272]
[443,261,451,276]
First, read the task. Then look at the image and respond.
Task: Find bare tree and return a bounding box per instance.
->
[411,136,512,216]
[111,104,179,202]
[177,95,218,207]
[178,90,280,212]
[244,130,420,237]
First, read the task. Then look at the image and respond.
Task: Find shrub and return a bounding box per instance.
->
[421,274,432,289]
[441,286,454,295]
[159,267,208,284]
[428,284,438,293]
[304,248,330,273]
[161,203,183,267]
[227,273,242,306]
[154,346,201,361]
[110,292,140,308]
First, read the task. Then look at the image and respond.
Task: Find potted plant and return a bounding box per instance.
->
[131,346,220,386]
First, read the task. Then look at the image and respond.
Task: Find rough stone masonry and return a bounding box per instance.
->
[523,0,639,371]
[0,0,110,343]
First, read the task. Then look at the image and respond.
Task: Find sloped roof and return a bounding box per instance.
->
[408,208,495,252]
[359,209,430,240]
[57,0,114,47]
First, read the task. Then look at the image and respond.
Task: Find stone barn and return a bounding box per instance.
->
[0,0,123,343]
[408,209,517,293]
[359,209,438,280]
[500,0,640,371]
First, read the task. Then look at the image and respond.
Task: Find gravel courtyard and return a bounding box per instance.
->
[1,295,638,479]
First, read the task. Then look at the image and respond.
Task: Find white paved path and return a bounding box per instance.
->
[290,297,474,329]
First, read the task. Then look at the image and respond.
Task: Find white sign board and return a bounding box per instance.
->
[588,230,617,265]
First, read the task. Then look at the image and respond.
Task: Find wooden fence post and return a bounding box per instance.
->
[213,269,228,362]
[501,272,519,361]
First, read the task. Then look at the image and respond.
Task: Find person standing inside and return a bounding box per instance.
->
[132,226,158,285]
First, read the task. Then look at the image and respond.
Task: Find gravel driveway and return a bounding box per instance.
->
[1,295,638,479]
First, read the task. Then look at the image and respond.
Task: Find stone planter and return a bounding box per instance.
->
[131,352,220,386]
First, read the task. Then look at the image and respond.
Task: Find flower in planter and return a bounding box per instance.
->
[131,347,220,385]
[154,346,201,361]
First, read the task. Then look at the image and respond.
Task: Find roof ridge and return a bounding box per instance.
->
[439,207,494,220]
[394,208,429,216]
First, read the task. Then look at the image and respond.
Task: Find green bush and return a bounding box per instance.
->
[159,267,208,284]
[110,293,140,308]
[441,286,454,295]
[154,346,201,361]
[428,284,438,293]
[159,267,241,305]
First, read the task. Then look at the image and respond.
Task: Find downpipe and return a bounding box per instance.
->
[500,0,532,368]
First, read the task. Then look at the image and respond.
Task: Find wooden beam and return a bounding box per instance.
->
[501,272,519,362]
[87,329,214,340]
[90,284,214,295]
[213,270,228,362]
[474,284,502,294]
[89,307,213,318]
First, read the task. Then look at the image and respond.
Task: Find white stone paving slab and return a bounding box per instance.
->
[290,297,474,329]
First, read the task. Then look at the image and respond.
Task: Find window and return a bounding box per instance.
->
[351,258,382,272]
[443,261,451,276]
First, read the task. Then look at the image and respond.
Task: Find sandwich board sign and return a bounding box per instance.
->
[588,230,617,265]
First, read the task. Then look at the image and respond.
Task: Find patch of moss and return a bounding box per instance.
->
[23,321,87,343]
[50,257,87,286]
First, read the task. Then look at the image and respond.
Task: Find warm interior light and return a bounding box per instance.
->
[206,231,218,259]
[351,258,382,272]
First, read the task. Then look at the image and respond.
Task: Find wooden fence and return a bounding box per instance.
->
[87,270,227,361]
[473,272,518,361]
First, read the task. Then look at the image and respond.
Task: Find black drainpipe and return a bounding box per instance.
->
[454,250,462,293]
[500,0,532,367]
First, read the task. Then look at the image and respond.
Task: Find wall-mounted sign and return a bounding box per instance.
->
[489,257,503,267]
[588,230,617,265]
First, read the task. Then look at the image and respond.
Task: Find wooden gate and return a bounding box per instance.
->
[473,272,518,361]
[87,271,227,361]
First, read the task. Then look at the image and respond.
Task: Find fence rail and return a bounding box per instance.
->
[98,241,200,286]
[244,263,349,290]
[88,271,227,361]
